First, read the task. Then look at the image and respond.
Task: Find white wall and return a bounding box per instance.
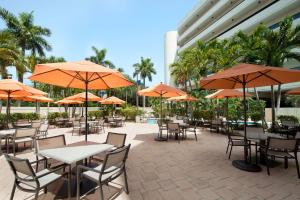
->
[164,31,178,86]
[265,108,300,122]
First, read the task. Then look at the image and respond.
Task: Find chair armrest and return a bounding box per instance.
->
[35,165,65,179]
[77,164,102,174]
[30,157,46,165]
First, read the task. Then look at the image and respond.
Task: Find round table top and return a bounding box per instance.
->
[0,129,15,136]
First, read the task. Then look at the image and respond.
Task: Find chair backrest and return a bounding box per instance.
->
[167,123,180,133]
[267,137,298,152]
[31,121,41,129]
[7,122,14,129]
[105,132,126,148]
[246,127,264,138]
[281,120,295,127]
[101,144,131,175]
[295,132,300,139]
[5,154,35,177]
[73,120,80,126]
[35,134,66,152]
[16,119,29,124]
[15,128,36,139]
[39,124,49,132]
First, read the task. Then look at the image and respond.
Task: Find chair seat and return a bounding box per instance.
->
[24,169,62,188]
[15,137,33,143]
[83,165,121,182]
[231,140,248,146]
[266,150,294,158]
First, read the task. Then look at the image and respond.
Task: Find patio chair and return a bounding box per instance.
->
[55,117,64,128]
[265,137,299,179]
[76,144,131,200]
[11,128,37,155]
[31,121,41,129]
[157,120,167,135]
[167,122,184,143]
[210,119,222,133]
[93,120,105,134]
[36,124,49,138]
[5,154,67,200]
[184,121,199,141]
[226,130,251,159]
[246,127,266,164]
[72,120,82,136]
[91,132,127,164]
[35,135,66,171]
[274,121,296,138]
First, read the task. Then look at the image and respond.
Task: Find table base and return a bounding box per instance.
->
[232,160,261,172]
[154,136,167,142]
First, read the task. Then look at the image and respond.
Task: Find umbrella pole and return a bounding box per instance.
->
[7,91,11,126]
[232,76,261,172]
[85,80,88,142]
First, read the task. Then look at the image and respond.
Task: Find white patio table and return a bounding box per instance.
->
[38,143,113,199]
[0,129,15,154]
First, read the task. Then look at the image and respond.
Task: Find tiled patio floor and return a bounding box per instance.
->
[0,122,299,200]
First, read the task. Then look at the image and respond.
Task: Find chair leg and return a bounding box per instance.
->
[284,157,288,169]
[295,153,300,179]
[99,184,104,200]
[35,156,39,172]
[76,169,80,200]
[228,145,233,159]
[124,168,129,194]
[226,142,230,154]
[10,182,16,200]
[194,131,197,141]
[266,155,270,176]
[34,190,39,200]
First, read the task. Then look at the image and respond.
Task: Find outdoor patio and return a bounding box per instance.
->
[1,122,299,200]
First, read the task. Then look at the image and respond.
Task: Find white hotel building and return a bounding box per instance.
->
[164,0,300,88]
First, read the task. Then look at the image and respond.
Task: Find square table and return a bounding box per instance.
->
[38,142,113,198]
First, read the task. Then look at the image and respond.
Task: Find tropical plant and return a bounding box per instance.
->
[85,46,116,69]
[0,7,52,82]
[0,30,19,78]
[133,57,156,107]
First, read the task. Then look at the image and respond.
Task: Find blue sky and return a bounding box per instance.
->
[1,0,198,86]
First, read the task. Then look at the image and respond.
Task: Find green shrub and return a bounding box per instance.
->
[120,105,144,120]
[47,112,68,124]
[88,110,104,119]
[9,113,39,122]
[277,115,299,123]
[249,112,262,122]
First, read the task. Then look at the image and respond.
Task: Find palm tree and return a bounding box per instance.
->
[133,57,156,107]
[0,30,19,78]
[86,46,116,69]
[133,63,141,107]
[0,7,52,82]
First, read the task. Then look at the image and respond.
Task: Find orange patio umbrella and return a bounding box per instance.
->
[0,79,47,117]
[100,96,125,105]
[205,89,252,119]
[205,89,251,99]
[55,99,83,105]
[19,95,54,103]
[65,92,102,102]
[29,60,134,141]
[200,63,300,172]
[138,82,186,141]
[286,87,300,95]
[167,94,197,102]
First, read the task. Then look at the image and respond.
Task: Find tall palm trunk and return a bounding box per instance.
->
[136,76,139,108]
[143,78,146,108]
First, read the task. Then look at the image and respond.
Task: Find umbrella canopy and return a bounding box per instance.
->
[55,99,83,105]
[100,96,125,105]
[286,87,300,95]
[29,60,134,141]
[0,79,47,117]
[138,82,186,97]
[29,60,134,89]
[200,63,300,172]
[167,94,197,102]
[0,79,46,96]
[205,89,252,99]
[200,63,300,89]
[65,92,102,102]
[19,95,53,103]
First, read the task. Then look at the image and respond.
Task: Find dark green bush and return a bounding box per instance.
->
[47,112,68,124]
[277,115,299,123]
[88,110,104,119]
[120,105,144,120]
